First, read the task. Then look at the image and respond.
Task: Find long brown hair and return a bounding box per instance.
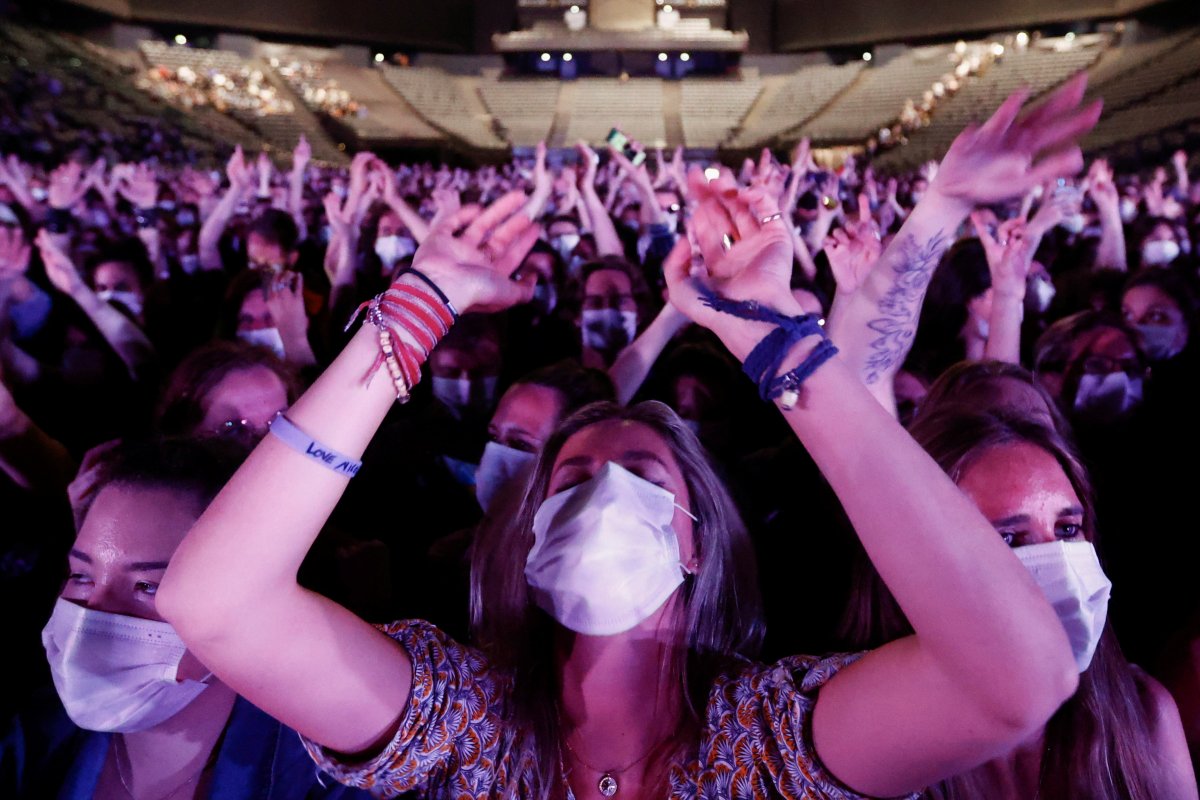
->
[469,401,764,799]
[840,409,1166,800]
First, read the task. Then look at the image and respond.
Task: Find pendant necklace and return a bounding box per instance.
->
[562,733,662,797]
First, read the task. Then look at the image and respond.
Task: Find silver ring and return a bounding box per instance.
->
[759,212,784,225]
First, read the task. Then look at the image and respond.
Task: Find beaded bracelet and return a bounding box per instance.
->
[698,285,838,410]
[348,270,456,403]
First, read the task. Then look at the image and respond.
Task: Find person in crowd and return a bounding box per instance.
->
[838,408,1196,799]
[1,437,374,799]
[156,79,1102,799]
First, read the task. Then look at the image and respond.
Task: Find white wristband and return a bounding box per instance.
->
[269,415,362,478]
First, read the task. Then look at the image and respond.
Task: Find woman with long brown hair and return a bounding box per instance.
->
[157,79,1102,799]
[840,408,1196,799]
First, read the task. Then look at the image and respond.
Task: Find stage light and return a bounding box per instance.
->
[991,43,1005,56]
[374,53,385,63]
[954,40,966,55]
[570,4,580,11]
[658,52,669,62]
[862,52,872,62]
[1065,32,1076,41]
[174,34,187,45]
[704,167,720,181]
[1016,31,1030,46]
[541,52,552,62]
[563,53,573,62]
[680,52,690,62]
[663,4,673,11]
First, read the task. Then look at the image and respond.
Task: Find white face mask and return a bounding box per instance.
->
[525,461,696,636]
[96,289,143,318]
[475,440,537,513]
[42,599,210,732]
[1119,198,1138,224]
[1030,276,1056,314]
[1014,541,1112,672]
[431,375,499,418]
[581,308,637,353]
[1060,214,1087,235]
[238,327,286,359]
[550,233,580,261]
[1141,239,1180,267]
[374,234,416,268]
[1073,371,1142,420]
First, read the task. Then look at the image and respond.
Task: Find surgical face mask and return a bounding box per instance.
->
[1135,323,1183,361]
[42,599,210,732]
[475,441,537,513]
[1119,198,1138,224]
[331,183,348,199]
[431,375,498,418]
[1061,214,1087,235]
[176,210,197,227]
[1141,239,1180,267]
[1030,276,1056,314]
[1013,541,1112,672]
[661,212,679,232]
[550,233,580,261]
[581,308,637,354]
[89,209,111,229]
[525,461,696,636]
[238,327,286,359]
[1142,239,1180,267]
[30,186,49,203]
[374,234,415,268]
[158,200,176,212]
[96,289,143,318]
[1073,371,1142,420]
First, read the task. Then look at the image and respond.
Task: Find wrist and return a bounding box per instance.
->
[713,297,808,362]
[919,184,975,221]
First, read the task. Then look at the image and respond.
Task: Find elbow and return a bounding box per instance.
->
[985,645,1079,740]
[156,568,234,646]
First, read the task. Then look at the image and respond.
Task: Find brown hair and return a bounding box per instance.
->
[156,341,300,437]
[469,400,763,798]
[840,408,1165,800]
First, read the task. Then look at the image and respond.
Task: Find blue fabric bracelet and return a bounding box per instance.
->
[269,415,362,478]
[698,285,837,404]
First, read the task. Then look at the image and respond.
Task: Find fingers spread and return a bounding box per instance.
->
[461,191,526,245]
[1029,146,1085,188]
[978,88,1031,140]
[1025,99,1102,156]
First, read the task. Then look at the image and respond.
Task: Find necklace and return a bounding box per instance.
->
[112,734,208,800]
[561,732,662,798]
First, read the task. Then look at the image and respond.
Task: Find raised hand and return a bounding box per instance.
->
[293,134,312,172]
[431,187,461,226]
[928,72,1101,209]
[181,166,217,204]
[1085,159,1119,219]
[531,140,551,198]
[265,272,311,346]
[117,162,159,209]
[411,190,540,314]
[0,156,34,208]
[226,145,254,192]
[34,229,85,296]
[663,166,796,356]
[826,196,883,296]
[972,213,1033,299]
[48,162,89,210]
[0,226,31,281]
[577,141,599,190]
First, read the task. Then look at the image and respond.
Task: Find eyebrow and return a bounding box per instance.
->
[620,450,670,469]
[68,549,91,563]
[1059,505,1085,518]
[127,561,170,572]
[989,514,1029,528]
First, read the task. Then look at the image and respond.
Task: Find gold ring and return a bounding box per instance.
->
[759,212,784,225]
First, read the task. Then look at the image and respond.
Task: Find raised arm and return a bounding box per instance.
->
[199,147,254,272]
[288,135,312,241]
[577,142,624,257]
[1086,159,1127,271]
[379,159,431,244]
[35,230,156,382]
[607,301,690,405]
[973,214,1034,365]
[665,164,1079,800]
[156,191,540,756]
[829,73,1101,413]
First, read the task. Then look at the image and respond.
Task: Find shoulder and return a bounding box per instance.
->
[1130,666,1197,794]
[1,688,94,797]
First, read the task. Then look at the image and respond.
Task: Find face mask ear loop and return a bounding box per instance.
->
[674,503,698,522]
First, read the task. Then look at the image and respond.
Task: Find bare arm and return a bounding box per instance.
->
[1086,159,1127,271]
[0,374,75,494]
[288,136,312,241]
[666,158,1080,799]
[607,302,689,405]
[522,141,553,222]
[157,191,541,755]
[577,142,624,257]
[973,215,1033,365]
[379,159,431,244]
[199,147,254,272]
[36,230,155,382]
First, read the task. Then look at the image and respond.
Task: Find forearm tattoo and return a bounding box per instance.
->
[862,230,949,384]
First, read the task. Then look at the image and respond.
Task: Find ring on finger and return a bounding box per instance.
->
[759,212,784,225]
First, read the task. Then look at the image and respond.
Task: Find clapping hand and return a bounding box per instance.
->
[48,162,89,210]
[117,162,159,209]
[826,195,883,296]
[34,229,85,296]
[0,227,32,282]
[410,190,540,314]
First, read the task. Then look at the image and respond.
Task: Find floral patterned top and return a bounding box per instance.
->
[302,620,914,800]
